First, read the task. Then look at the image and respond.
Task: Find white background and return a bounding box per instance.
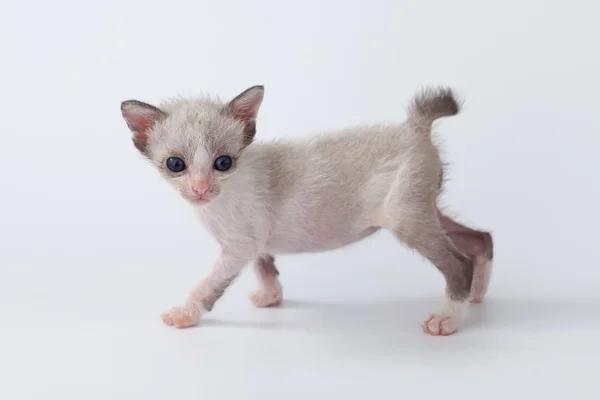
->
[1,0,599,398]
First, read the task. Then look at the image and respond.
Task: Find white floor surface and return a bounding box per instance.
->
[1,232,599,399]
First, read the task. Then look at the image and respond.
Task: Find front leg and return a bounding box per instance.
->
[161,251,252,329]
[249,254,283,308]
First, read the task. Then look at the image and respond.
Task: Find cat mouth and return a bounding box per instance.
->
[190,196,209,204]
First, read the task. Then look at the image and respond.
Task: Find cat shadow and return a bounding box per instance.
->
[200,296,600,357]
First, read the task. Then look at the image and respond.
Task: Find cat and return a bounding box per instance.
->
[120,85,493,336]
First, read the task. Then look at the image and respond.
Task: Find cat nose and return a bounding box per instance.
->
[191,179,210,196]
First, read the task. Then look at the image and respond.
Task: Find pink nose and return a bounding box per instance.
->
[192,180,210,197]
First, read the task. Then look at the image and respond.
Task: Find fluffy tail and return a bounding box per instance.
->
[407,86,461,129]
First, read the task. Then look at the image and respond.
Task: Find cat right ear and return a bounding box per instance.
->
[120,100,166,154]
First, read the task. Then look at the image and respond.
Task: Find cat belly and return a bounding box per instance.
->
[264,226,380,254]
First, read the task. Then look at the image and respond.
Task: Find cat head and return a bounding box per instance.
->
[120,86,264,205]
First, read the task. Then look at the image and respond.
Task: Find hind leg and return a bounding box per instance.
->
[249,254,283,307]
[438,211,493,303]
[393,211,474,336]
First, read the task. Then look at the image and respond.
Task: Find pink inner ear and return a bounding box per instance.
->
[232,107,252,122]
[230,102,258,122]
[123,109,155,139]
[228,86,264,123]
[121,102,165,153]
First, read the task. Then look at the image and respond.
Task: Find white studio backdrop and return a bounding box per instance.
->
[0,0,599,399]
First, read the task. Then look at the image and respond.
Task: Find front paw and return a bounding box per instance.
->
[249,288,282,308]
[161,306,202,329]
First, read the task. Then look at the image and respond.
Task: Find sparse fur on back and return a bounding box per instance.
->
[120,85,494,336]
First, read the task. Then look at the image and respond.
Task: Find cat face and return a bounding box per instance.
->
[121,86,264,204]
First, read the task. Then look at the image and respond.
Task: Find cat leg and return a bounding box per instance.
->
[161,250,252,328]
[393,210,474,336]
[438,210,494,303]
[249,254,283,307]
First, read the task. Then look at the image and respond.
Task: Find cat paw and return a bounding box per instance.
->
[249,288,282,308]
[421,299,468,336]
[422,313,460,336]
[161,306,202,329]
[469,294,484,304]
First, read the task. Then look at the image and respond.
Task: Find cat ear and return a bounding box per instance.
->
[120,100,166,154]
[225,85,264,143]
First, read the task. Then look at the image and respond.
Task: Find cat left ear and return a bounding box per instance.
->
[225,85,264,143]
[121,100,166,154]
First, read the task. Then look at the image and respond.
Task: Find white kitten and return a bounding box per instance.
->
[121,85,493,336]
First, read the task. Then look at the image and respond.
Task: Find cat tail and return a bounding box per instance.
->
[406,86,461,132]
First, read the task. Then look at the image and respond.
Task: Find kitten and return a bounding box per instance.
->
[120,85,493,336]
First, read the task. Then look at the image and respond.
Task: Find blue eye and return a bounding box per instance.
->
[214,155,233,171]
[166,157,186,172]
